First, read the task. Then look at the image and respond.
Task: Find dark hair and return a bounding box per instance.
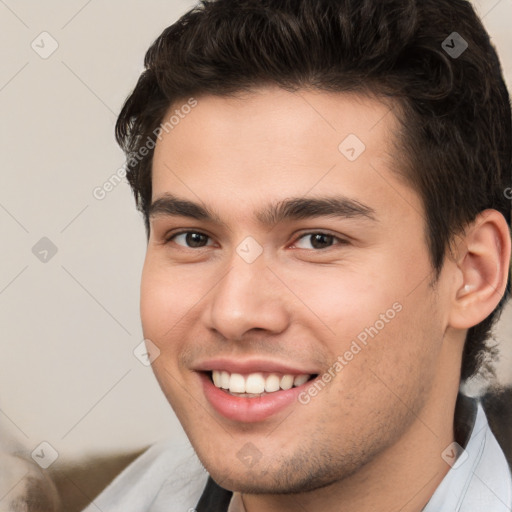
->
[116,0,511,381]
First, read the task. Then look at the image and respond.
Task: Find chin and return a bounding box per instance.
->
[197,441,368,495]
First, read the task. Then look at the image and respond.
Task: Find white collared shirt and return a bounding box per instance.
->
[82,402,511,512]
[423,402,511,511]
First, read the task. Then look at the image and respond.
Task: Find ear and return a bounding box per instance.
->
[448,209,511,330]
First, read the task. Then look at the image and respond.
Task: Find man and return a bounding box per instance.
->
[84,0,512,510]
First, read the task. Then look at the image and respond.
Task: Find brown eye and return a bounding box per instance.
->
[169,232,213,248]
[293,232,345,250]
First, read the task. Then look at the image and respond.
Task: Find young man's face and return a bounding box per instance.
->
[141,88,459,493]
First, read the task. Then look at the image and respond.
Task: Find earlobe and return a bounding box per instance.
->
[448,210,511,330]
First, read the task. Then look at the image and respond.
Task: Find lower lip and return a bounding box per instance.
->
[200,372,310,423]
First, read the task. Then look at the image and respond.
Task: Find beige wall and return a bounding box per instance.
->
[1,0,511,462]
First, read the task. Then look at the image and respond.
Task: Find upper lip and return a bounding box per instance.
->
[194,358,319,375]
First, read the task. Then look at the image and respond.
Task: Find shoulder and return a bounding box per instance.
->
[82,439,208,512]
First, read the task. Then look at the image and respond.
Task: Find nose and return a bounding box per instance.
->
[203,251,290,341]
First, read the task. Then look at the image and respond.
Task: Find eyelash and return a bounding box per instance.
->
[164,230,348,251]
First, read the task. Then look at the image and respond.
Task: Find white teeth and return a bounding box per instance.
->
[220,371,230,389]
[245,373,266,394]
[211,370,312,395]
[293,374,309,387]
[280,374,294,390]
[264,374,281,393]
[212,371,221,387]
[229,373,246,393]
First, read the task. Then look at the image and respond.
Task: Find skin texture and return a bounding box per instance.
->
[141,87,510,512]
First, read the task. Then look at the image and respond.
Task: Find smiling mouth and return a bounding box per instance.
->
[208,370,318,397]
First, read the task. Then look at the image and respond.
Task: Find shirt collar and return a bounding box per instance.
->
[423,397,512,511]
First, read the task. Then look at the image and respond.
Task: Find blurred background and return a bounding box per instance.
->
[1,0,511,508]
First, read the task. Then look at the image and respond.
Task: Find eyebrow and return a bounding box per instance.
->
[148,193,377,227]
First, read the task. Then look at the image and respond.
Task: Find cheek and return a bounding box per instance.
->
[316,298,443,442]
[140,260,194,408]
[140,265,173,339]
[140,256,203,340]
[298,264,442,399]
[281,262,401,344]
[355,289,443,397]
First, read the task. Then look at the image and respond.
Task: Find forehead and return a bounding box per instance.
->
[151,87,420,226]
[154,87,397,162]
